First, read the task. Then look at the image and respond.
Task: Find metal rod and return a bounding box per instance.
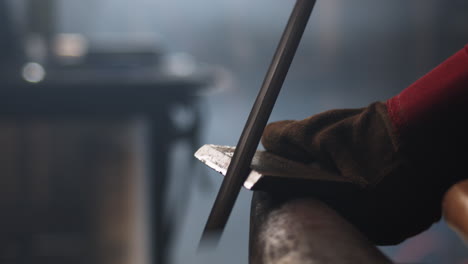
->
[201,0,317,242]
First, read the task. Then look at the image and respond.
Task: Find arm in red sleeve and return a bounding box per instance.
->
[387,45,468,142]
[386,45,468,188]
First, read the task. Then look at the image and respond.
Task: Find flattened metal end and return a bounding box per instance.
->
[194,144,264,190]
[194,144,235,177]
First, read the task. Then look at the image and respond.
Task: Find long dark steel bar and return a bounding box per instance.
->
[201,0,317,241]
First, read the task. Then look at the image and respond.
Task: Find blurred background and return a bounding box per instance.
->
[1,0,468,263]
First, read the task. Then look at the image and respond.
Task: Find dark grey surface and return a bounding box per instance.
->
[52,0,468,263]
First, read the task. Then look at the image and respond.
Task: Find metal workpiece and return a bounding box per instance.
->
[201,0,317,241]
[195,145,392,263]
[194,144,356,191]
[249,192,393,264]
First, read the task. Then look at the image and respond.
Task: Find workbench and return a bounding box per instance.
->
[0,64,213,264]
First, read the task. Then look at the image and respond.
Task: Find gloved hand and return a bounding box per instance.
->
[261,102,453,245]
[261,44,468,245]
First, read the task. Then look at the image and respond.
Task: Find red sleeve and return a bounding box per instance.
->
[386,45,468,140]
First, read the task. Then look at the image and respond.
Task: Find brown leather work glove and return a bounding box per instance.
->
[261,102,450,245]
[261,46,468,245]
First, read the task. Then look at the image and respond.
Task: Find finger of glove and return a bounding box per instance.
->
[261,108,362,166]
[261,120,313,164]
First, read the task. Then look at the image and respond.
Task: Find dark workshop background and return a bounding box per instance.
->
[1,0,468,263]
